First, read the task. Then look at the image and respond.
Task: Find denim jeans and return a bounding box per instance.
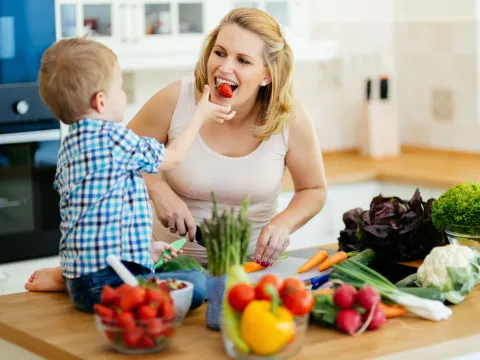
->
[64,262,206,313]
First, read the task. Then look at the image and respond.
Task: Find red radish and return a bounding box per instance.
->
[335,309,362,335]
[333,284,357,309]
[356,286,381,311]
[363,306,386,330]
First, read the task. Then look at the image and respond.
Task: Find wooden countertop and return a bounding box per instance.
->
[281,147,480,191]
[1,282,480,359]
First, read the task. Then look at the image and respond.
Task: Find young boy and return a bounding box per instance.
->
[26,38,235,312]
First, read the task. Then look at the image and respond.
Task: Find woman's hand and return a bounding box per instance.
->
[150,241,184,264]
[253,223,290,267]
[149,180,197,241]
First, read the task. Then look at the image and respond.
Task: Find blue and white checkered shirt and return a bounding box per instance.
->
[54,118,165,279]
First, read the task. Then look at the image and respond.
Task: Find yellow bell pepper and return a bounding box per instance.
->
[240,299,295,355]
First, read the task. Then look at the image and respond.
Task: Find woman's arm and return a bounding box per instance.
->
[253,100,327,265]
[127,80,197,241]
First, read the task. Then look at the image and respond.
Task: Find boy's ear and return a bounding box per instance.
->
[91,92,106,113]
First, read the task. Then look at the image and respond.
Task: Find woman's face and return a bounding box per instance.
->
[207,24,270,107]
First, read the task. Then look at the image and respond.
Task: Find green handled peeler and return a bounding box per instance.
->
[154,238,187,270]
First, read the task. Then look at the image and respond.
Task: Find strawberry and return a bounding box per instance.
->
[160,301,176,322]
[145,288,165,308]
[120,287,146,312]
[137,335,155,349]
[116,284,133,298]
[146,318,164,338]
[100,285,118,305]
[137,305,157,321]
[122,327,143,348]
[218,83,232,98]
[93,304,116,322]
[117,311,136,331]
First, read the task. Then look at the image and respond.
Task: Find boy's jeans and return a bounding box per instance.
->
[64,262,206,313]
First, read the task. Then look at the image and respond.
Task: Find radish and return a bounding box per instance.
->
[335,309,362,335]
[356,286,381,311]
[363,306,386,330]
[333,284,357,309]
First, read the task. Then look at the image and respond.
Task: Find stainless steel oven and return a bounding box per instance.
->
[0,83,61,264]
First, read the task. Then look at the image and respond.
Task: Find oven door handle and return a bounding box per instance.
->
[0,129,61,145]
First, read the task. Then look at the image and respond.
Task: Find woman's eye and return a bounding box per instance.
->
[215,50,225,57]
[238,58,250,65]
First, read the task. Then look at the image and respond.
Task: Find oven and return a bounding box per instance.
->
[0,83,61,264]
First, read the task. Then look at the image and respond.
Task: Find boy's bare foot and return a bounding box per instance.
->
[24,266,66,292]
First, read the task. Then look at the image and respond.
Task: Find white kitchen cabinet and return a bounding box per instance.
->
[55,0,338,70]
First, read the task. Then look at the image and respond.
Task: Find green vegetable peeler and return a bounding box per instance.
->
[154,238,187,270]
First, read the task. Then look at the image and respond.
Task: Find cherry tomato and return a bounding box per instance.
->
[255,274,282,300]
[280,278,306,297]
[282,290,314,316]
[227,283,255,312]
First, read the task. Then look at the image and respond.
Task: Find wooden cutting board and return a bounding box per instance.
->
[247,256,332,284]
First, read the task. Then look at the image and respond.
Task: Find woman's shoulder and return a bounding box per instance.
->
[287,99,316,146]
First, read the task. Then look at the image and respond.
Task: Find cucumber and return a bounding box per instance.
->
[348,248,376,266]
[395,273,418,287]
[398,287,445,302]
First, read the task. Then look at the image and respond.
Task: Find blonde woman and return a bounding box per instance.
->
[25,8,326,293]
[132,7,327,267]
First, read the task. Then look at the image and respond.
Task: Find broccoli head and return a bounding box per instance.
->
[432,182,480,235]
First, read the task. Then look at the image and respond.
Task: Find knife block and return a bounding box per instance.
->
[358,99,401,159]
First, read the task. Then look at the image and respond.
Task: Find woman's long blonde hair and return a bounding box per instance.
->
[194,8,295,140]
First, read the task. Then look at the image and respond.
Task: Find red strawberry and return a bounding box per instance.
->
[137,335,155,349]
[146,318,164,337]
[122,327,143,347]
[116,284,133,298]
[101,285,118,305]
[160,301,176,322]
[93,304,116,321]
[117,311,136,331]
[138,305,157,321]
[145,288,165,308]
[120,287,146,312]
[218,83,232,98]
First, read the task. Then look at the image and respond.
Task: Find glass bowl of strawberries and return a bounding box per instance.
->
[93,281,179,354]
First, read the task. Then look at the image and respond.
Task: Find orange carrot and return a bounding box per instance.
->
[317,251,348,272]
[379,303,407,318]
[296,250,329,274]
[244,262,266,273]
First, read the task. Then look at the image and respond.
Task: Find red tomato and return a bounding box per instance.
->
[280,278,306,297]
[282,290,314,316]
[227,283,255,312]
[255,274,282,300]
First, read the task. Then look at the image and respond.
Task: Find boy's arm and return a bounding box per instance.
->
[109,125,165,174]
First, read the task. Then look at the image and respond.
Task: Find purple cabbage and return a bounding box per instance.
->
[338,189,445,261]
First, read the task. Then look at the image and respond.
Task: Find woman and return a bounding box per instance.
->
[130,7,327,266]
[25,7,326,292]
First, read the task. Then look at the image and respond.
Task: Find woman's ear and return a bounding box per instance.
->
[261,75,272,86]
[91,92,106,113]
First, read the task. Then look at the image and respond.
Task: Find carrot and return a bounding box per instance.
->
[296,250,329,274]
[317,251,348,272]
[244,262,266,273]
[379,303,407,318]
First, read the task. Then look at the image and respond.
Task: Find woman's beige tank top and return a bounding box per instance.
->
[152,77,289,263]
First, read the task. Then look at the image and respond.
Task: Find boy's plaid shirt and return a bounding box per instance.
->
[54,118,165,279]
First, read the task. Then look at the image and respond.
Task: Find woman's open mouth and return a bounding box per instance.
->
[214,77,238,95]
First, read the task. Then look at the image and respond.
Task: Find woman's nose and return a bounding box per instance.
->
[219,57,235,72]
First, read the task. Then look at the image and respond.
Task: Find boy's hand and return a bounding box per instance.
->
[194,85,236,124]
[150,241,184,264]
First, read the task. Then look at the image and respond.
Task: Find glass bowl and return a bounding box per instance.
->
[220,315,309,360]
[445,225,480,251]
[94,314,176,354]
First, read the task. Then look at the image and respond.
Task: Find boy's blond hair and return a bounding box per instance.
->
[194,8,295,140]
[39,38,117,124]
